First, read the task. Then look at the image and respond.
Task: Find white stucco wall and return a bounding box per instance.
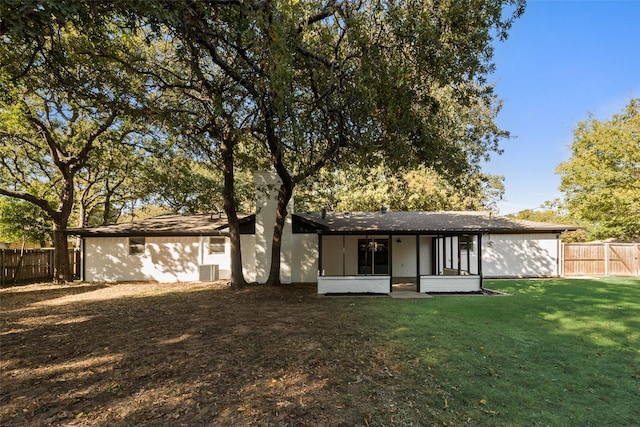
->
[482,233,560,278]
[392,236,416,277]
[84,236,221,282]
[292,233,318,283]
[420,275,481,293]
[84,234,267,283]
[320,235,344,276]
[419,236,433,276]
[318,276,390,294]
[240,234,257,283]
[321,235,375,276]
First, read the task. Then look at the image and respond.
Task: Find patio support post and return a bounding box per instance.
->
[433,236,439,275]
[80,237,85,281]
[466,236,471,274]
[442,237,446,273]
[342,235,346,276]
[478,233,484,288]
[450,236,454,270]
[416,234,420,292]
[457,235,462,275]
[318,234,323,276]
[388,234,393,292]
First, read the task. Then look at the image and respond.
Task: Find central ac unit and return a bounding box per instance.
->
[199,264,219,281]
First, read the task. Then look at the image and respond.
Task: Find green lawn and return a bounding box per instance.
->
[359,277,640,425]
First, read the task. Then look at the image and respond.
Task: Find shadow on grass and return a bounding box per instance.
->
[491,277,640,348]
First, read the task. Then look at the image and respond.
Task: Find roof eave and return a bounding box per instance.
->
[67,230,229,238]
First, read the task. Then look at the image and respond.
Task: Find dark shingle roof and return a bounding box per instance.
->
[68,211,579,237]
[67,213,253,237]
[294,211,579,234]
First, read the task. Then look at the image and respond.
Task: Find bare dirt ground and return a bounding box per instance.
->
[0,282,425,426]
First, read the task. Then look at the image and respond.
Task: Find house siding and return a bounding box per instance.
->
[84,236,205,282]
[318,275,390,294]
[83,232,561,285]
[420,275,481,293]
[240,235,257,282]
[292,233,318,283]
[392,236,416,278]
[482,233,560,278]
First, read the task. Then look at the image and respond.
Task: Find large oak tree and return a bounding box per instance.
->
[1,18,152,281]
[2,0,525,286]
[132,0,523,285]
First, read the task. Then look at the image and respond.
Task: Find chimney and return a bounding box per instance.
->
[321,207,327,219]
[381,205,388,213]
[254,171,293,284]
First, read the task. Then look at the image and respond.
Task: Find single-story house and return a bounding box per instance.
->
[69,172,579,294]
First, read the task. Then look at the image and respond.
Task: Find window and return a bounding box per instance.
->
[129,237,145,255]
[209,237,226,254]
[358,238,389,275]
[460,235,474,252]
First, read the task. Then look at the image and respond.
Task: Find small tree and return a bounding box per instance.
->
[0,197,51,247]
[0,197,52,280]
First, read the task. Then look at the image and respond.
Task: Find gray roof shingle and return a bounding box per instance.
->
[294,211,579,234]
[67,213,253,237]
[68,211,578,237]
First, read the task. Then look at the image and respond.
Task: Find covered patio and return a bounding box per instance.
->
[295,211,487,295]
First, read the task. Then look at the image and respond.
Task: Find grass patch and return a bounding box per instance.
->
[359,277,640,425]
[2,279,638,426]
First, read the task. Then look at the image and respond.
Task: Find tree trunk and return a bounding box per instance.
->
[52,223,71,283]
[221,134,248,289]
[102,190,112,225]
[52,178,75,283]
[265,157,294,286]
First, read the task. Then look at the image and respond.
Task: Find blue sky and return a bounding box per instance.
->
[485,0,640,214]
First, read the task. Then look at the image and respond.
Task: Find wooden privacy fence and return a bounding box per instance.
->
[0,249,80,286]
[562,243,640,277]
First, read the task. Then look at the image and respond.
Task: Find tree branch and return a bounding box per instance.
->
[0,187,57,219]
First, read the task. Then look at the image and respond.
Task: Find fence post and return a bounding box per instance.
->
[604,243,609,277]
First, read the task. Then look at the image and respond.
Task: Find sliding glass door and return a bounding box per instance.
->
[358,239,389,275]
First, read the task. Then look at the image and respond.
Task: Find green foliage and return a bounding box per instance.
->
[0,197,51,244]
[140,156,242,215]
[1,7,159,280]
[509,200,588,242]
[2,0,525,283]
[132,0,523,184]
[296,164,505,212]
[557,99,640,240]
